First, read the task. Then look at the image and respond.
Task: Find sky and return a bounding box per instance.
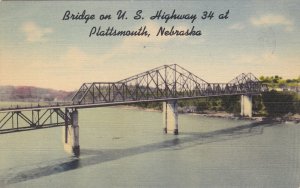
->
[0,1,299,91]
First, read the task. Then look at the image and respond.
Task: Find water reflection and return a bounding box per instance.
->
[0,120,279,186]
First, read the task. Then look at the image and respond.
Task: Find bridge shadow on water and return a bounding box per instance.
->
[1,120,281,186]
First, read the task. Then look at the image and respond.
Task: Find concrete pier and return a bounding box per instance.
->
[240,95,252,117]
[64,110,80,157]
[163,100,179,135]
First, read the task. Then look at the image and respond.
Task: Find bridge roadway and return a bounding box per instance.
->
[0,92,261,113]
[0,64,267,156]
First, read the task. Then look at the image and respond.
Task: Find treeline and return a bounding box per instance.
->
[0,86,73,102]
[256,75,299,116]
[134,91,300,117]
[260,90,299,117]
[260,75,300,89]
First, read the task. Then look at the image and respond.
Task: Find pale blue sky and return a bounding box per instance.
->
[0,1,299,91]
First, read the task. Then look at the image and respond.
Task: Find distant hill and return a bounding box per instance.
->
[0,86,75,102]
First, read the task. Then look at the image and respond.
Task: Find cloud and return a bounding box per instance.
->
[251,14,293,31]
[21,21,53,42]
[228,23,245,30]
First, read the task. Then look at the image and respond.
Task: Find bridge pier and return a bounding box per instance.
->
[240,95,252,117]
[64,109,80,157]
[163,100,179,135]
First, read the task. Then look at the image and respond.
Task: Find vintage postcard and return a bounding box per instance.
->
[0,1,299,187]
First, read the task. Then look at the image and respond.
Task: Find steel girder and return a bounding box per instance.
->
[0,64,268,134]
[72,64,268,105]
[0,108,72,134]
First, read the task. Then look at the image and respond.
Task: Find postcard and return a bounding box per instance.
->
[0,1,299,187]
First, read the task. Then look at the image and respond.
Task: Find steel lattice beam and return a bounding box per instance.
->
[72,64,268,105]
[0,64,268,134]
[0,108,71,134]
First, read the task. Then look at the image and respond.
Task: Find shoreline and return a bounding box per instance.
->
[116,105,300,123]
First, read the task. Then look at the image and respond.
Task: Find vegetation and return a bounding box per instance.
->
[259,75,300,89]
[134,101,163,111]
[0,86,73,102]
[261,90,299,117]
[134,75,300,117]
[258,75,300,116]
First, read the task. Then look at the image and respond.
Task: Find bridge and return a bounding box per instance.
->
[0,64,268,156]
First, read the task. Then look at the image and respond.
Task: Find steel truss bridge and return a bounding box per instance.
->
[0,64,267,134]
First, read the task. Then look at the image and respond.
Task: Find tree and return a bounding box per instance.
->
[262,91,295,117]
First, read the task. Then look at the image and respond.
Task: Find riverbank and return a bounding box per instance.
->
[116,105,300,123]
[190,111,300,123]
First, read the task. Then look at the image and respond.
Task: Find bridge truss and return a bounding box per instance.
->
[72,64,267,104]
[0,108,72,134]
[0,64,267,134]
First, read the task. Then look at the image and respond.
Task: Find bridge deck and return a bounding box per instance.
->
[0,64,267,134]
[0,92,261,113]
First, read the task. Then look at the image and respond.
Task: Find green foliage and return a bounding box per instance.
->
[195,100,208,112]
[134,102,162,110]
[220,95,240,114]
[262,91,297,117]
[178,96,240,113]
[259,75,300,89]
[252,95,265,115]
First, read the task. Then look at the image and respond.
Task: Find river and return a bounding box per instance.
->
[0,107,299,187]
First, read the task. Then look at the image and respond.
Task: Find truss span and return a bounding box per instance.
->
[72,64,268,105]
[0,64,268,134]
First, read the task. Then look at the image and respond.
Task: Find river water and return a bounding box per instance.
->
[0,107,299,187]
